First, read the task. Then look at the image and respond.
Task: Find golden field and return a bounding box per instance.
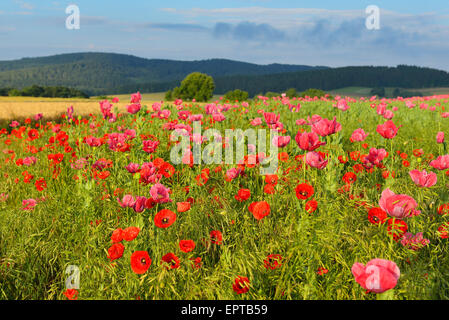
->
[0,92,223,120]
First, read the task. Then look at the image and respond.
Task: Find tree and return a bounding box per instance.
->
[165,90,173,101]
[370,87,385,97]
[171,72,215,102]
[285,88,298,98]
[299,88,326,98]
[223,89,249,101]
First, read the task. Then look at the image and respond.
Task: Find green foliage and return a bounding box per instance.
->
[165,90,173,101]
[170,72,215,102]
[392,88,424,98]
[285,88,299,98]
[223,89,249,101]
[371,87,386,97]
[300,88,329,98]
[0,85,89,98]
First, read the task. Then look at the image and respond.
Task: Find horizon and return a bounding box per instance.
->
[0,1,448,71]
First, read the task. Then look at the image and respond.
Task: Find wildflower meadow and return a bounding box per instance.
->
[1,92,449,300]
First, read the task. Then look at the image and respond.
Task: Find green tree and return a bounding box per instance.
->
[223,89,249,101]
[300,88,328,98]
[370,87,386,97]
[285,88,298,98]
[171,72,215,102]
[165,90,173,101]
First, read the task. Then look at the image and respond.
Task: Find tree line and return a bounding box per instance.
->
[0,85,89,98]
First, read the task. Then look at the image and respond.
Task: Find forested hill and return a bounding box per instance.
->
[0,52,326,95]
[212,65,449,96]
[1,53,448,96]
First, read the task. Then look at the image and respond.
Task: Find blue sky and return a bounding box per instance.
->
[1,0,449,70]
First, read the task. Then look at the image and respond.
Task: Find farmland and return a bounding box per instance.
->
[1,92,449,300]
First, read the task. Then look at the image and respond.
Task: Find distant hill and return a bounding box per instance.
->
[0,52,327,95]
[1,53,449,97]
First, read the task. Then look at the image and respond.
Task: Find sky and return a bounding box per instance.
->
[0,0,449,70]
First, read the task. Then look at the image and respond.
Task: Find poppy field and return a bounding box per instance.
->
[1,92,449,300]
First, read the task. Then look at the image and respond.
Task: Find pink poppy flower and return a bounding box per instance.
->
[133,196,147,213]
[377,120,398,139]
[212,113,226,122]
[429,155,449,170]
[351,259,400,293]
[127,103,141,114]
[117,194,136,208]
[295,131,326,151]
[130,92,141,104]
[379,188,420,219]
[363,148,388,168]
[250,118,262,126]
[10,121,20,128]
[142,140,159,154]
[383,110,394,120]
[350,128,369,142]
[263,112,280,125]
[305,151,328,169]
[22,198,37,211]
[335,99,350,111]
[311,117,342,137]
[125,163,140,174]
[150,183,171,203]
[272,135,291,148]
[437,131,445,144]
[400,232,430,251]
[409,169,437,188]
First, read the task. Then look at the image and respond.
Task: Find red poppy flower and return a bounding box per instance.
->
[63,288,78,300]
[191,257,202,269]
[438,222,449,239]
[179,240,195,253]
[35,178,47,191]
[342,172,357,184]
[161,252,180,269]
[123,227,140,241]
[413,149,424,157]
[107,243,125,261]
[387,218,408,241]
[130,251,151,274]
[154,209,177,228]
[305,199,318,213]
[27,129,39,141]
[160,162,175,178]
[295,183,314,200]
[317,267,328,276]
[264,183,275,194]
[210,230,223,245]
[232,276,250,294]
[438,203,449,215]
[176,201,191,213]
[265,174,278,186]
[367,207,388,225]
[338,155,348,163]
[111,228,124,243]
[264,254,283,270]
[235,188,251,201]
[249,201,271,220]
